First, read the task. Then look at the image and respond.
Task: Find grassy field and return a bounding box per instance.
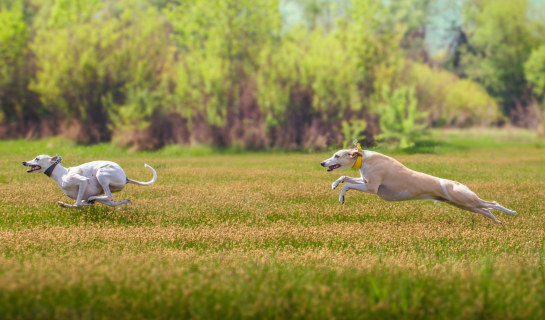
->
[1,130,545,319]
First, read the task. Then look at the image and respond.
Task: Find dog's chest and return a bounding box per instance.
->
[377,185,414,201]
[61,167,103,199]
[62,186,80,199]
[360,163,370,181]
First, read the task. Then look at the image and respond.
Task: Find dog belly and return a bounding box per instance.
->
[64,190,78,200]
[377,185,415,201]
[109,184,125,193]
[63,184,103,200]
[86,184,125,196]
[63,186,80,200]
[84,185,103,199]
[83,178,103,199]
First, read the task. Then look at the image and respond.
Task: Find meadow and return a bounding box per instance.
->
[1,130,545,319]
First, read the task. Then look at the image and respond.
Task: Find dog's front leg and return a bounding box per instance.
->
[57,201,85,209]
[74,175,93,207]
[332,176,364,190]
[339,183,377,204]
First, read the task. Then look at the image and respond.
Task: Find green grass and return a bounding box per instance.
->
[0,129,544,319]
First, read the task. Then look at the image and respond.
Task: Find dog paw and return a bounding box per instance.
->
[332,181,340,190]
[339,195,345,205]
[57,201,71,208]
[76,202,92,207]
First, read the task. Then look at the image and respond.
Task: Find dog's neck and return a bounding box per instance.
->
[361,150,374,159]
[44,159,61,177]
[48,164,68,189]
[357,150,373,167]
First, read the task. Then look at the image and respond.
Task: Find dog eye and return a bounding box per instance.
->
[334,155,339,158]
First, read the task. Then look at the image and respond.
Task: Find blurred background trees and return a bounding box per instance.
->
[0,0,544,150]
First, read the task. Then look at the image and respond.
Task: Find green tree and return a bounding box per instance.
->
[0,1,31,124]
[375,86,428,148]
[166,0,279,127]
[0,0,521,149]
[341,118,366,148]
[524,45,545,136]
[407,62,500,127]
[451,0,544,126]
[525,45,545,99]
[30,0,174,144]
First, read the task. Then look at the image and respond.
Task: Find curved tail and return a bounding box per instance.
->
[126,164,157,186]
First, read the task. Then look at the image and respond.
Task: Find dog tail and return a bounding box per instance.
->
[126,164,157,186]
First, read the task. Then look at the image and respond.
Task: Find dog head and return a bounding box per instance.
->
[22,155,61,174]
[320,149,362,172]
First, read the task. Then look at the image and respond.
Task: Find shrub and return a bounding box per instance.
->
[30,0,174,144]
[375,86,428,148]
[407,63,500,127]
[341,118,367,149]
[0,2,30,123]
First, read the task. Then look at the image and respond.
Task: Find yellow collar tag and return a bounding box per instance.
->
[352,142,363,169]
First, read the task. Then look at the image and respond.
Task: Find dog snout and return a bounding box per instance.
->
[22,161,26,166]
[321,161,325,167]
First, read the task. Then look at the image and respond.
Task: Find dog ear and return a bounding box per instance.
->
[350,150,362,158]
[50,156,58,162]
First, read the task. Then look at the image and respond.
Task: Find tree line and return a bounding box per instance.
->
[0,0,544,150]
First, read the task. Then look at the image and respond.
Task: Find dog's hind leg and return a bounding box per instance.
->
[88,171,115,203]
[484,201,518,216]
[446,181,517,217]
[95,199,132,207]
[446,201,503,224]
[469,207,503,225]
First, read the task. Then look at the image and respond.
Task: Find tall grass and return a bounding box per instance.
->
[0,132,544,318]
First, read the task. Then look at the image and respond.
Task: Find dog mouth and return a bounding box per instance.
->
[327,164,341,172]
[26,165,41,173]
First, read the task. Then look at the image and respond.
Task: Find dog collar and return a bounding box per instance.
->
[44,156,63,177]
[352,143,362,169]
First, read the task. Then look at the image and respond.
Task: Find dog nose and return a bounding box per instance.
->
[22,161,26,165]
[321,161,325,167]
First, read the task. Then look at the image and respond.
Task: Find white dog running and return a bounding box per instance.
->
[22,155,157,208]
[321,145,517,224]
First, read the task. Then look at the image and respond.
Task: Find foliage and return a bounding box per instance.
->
[341,118,366,148]
[30,0,174,143]
[375,86,428,148]
[408,63,500,127]
[6,0,544,149]
[524,45,545,136]
[166,0,279,128]
[445,0,545,127]
[525,45,545,99]
[381,0,434,61]
[256,26,362,124]
[0,1,30,123]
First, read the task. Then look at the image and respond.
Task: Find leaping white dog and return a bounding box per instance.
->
[321,144,517,224]
[22,155,157,208]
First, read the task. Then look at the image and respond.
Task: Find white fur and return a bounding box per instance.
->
[23,155,157,208]
[439,179,454,202]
